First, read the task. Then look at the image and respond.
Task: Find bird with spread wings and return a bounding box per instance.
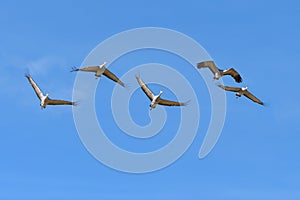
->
[218,85,264,105]
[71,61,125,87]
[25,74,76,109]
[197,60,242,83]
[136,76,187,110]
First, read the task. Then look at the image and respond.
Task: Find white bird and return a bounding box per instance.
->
[218,85,264,105]
[197,61,242,83]
[25,74,76,109]
[136,76,187,110]
[71,61,125,87]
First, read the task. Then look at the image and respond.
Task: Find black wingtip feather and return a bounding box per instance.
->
[70,66,79,72]
[235,76,242,83]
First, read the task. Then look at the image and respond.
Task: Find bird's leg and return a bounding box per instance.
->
[95,74,101,80]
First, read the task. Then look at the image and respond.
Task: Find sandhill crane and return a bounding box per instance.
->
[197,61,242,83]
[136,76,187,110]
[25,74,76,108]
[71,61,125,87]
[218,85,264,105]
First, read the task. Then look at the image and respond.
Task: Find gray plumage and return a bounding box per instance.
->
[197,61,242,83]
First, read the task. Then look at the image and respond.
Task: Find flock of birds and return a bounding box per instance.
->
[25,60,264,109]
[197,61,264,105]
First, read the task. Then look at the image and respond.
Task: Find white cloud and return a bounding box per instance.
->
[24,56,66,75]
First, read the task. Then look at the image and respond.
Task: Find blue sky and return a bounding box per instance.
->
[1,0,300,199]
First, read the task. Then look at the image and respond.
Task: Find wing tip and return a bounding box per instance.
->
[196,62,206,69]
[70,66,79,72]
[24,71,31,79]
[135,74,144,85]
[135,73,141,80]
[119,81,126,87]
[197,60,215,69]
[182,99,191,106]
[123,83,132,90]
[259,101,269,106]
[217,84,224,89]
[236,77,243,83]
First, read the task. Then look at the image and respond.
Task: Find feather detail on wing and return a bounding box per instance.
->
[221,68,243,83]
[136,76,154,101]
[243,91,264,105]
[103,69,125,87]
[218,85,241,92]
[71,66,99,72]
[47,98,76,106]
[197,61,219,75]
[25,73,44,101]
[157,98,186,107]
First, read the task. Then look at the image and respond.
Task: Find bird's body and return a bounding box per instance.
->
[197,61,242,83]
[149,90,163,110]
[218,85,264,105]
[235,86,248,97]
[71,61,125,87]
[25,74,76,108]
[136,76,187,110]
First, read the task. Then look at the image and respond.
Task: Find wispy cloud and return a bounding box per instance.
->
[24,56,66,75]
[0,54,71,110]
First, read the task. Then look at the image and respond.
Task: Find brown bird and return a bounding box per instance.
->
[218,85,264,105]
[136,76,188,110]
[25,74,76,109]
[197,61,242,83]
[71,61,125,87]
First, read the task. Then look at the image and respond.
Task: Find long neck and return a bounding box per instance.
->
[158,91,163,97]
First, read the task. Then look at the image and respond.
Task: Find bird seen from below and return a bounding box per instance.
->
[71,61,125,87]
[197,61,242,83]
[136,75,188,110]
[25,73,76,109]
[218,85,264,105]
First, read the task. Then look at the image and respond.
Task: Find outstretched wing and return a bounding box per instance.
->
[47,98,76,106]
[157,98,186,107]
[136,76,154,101]
[197,61,219,75]
[221,68,243,83]
[25,73,44,101]
[103,69,125,87]
[71,66,99,72]
[243,90,264,105]
[218,85,241,92]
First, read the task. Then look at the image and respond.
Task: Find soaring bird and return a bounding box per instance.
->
[218,85,264,105]
[71,61,125,87]
[136,76,187,110]
[25,74,76,108]
[197,61,242,83]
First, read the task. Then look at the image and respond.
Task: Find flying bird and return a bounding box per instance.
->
[136,76,187,110]
[218,85,264,105]
[197,61,242,83]
[71,61,125,87]
[25,74,76,108]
